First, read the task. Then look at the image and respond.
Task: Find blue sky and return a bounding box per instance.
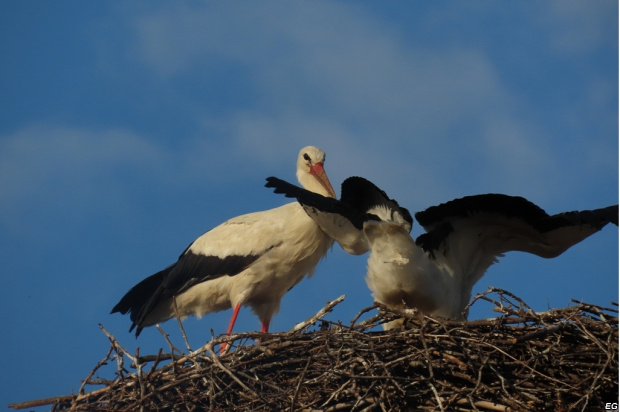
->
[2,1,618,409]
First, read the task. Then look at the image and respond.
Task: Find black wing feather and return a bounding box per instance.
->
[415,194,548,229]
[111,250,261,336]
[265,176,359,224]
[265,176,412,230]
[415,193,618,257]
[340,177,413,228]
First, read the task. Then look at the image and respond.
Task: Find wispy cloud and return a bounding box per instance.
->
[543,0,617,56]
[4,1,614,235]
[123,1,617,207]
[0,126,162,233]
[126,4,524,185]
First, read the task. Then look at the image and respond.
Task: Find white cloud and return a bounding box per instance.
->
[0,126,262,238]
[118,1,616,207]
[0,123,309,238]
[0,126,163,231]
[544,0,617,55]
[129,4,514,163]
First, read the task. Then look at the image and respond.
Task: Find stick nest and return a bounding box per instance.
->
[11,288,619,411]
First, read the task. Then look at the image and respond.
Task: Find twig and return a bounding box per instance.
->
[290,355,313,411]
[204,340,258,397]
[453,398,514,411]
[514,323,564,343]
[289,295,346,333]
[77,344,114,395]
[429,383,444,412]
[173,296,193,352]
[98,323,138,365]
[349,302,380,327]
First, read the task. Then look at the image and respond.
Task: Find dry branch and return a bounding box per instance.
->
[8,288,619,411]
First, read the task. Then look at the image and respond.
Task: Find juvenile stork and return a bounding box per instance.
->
[112,146,336,338]
[266,178,618,327]
[365,194,618,326]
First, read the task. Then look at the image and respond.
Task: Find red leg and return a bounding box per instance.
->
[260,319,270,334]
[226,303,242,336]
[220,303,242,354]
[256,319,271,346]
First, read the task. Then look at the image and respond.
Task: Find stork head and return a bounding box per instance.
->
[296,146,336,198]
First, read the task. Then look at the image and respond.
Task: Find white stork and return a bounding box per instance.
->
[266,178,618,328]
[111,146,336,339]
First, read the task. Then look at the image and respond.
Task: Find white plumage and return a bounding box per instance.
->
[363,221,451,325]
[365,195,618,327]
[363,221,464,329]
[112,146,336,337]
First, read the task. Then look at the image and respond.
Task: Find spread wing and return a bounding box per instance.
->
[414,193,618,287]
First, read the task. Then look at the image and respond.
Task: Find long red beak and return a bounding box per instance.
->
[310,162,336,198]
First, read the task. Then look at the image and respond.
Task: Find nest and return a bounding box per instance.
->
[10,288,619,411]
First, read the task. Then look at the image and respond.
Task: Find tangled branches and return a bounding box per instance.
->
[9,289,619,411]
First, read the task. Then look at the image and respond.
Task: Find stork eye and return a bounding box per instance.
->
[303,153,311,162]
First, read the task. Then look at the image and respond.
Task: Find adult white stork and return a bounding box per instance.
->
[265,178,618,327]
[265,176,412,255]
[111,146,336,339]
